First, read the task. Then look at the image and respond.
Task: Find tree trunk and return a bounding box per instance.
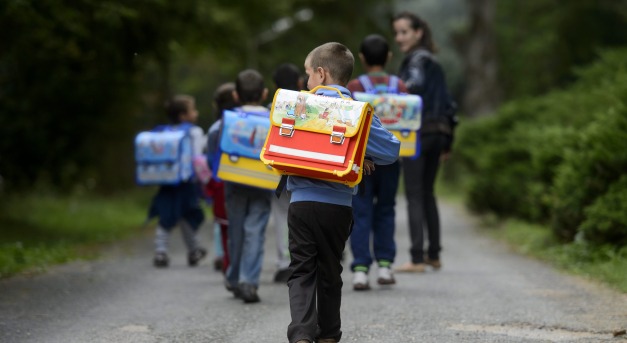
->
[460,0,500,117]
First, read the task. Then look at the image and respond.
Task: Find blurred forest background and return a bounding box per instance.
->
[1,0,626,279]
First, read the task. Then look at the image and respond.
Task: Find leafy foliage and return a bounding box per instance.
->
[494,0,627,100]
[551,105,627,241]
[0,0,393,192]
[454,48,627,246]
[580,175,627,246]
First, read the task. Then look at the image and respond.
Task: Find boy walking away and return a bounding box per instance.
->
[287,43,400,343]
[269,63,305,283]
[214,69,273,304]
[148,95,207,268]
[345,34,407,291]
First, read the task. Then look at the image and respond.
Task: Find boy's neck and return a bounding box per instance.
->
[365,65,385,73]
[322,77,347,87]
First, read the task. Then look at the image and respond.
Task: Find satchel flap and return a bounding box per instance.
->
[352,92,422,131]
[135,130,188,163]
[220,109,270,159]
[269,87,372,138]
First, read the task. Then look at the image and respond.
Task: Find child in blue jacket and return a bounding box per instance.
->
[286,42,400,343]
[345,34,409,291]
[208,70,273,304]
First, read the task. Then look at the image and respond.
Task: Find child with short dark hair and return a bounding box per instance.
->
[148,95,207,268]
[286,42,400,343]
[208,69,273,304]
[345,34,409,290]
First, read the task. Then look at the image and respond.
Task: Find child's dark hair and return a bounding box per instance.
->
[392,11,437,53]
[235,69,265,104]
[165,95,195,124]
[273,63,302,91]
[213,82,238,118]
[307,42,354,86]
[360,34,389,67]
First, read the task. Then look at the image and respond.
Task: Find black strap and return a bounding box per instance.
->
[275,175,288,198]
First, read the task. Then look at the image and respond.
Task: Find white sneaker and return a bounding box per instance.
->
[377,266,396,285]
[352,271,370,291]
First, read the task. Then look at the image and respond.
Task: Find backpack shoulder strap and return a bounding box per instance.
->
[178,122,193,133]
[150,124,168,132]
[388,75,399,94]
[233,106,270,117]
[274,175,288,198]
[358,75,376,94]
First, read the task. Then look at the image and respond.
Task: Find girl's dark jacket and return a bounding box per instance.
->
[399,48,458,151]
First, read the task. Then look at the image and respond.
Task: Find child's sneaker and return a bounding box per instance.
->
[153,252,169,268]
[377,266,396,285]
[352,271,370,291]
[239,283,260,303]
[213,257,223,271]
[188,248,207,266]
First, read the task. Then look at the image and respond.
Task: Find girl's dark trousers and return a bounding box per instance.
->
[286,201,352,343]
[402,133,448,263]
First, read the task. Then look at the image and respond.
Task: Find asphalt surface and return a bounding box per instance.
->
[1,198,625,343]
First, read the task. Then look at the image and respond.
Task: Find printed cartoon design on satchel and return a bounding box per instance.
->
[353,76,422,158]
[271,90,364,134]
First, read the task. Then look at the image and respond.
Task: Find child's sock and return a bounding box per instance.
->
[180,220,200,251]
[213,222,224,258]
[154,225,170,253]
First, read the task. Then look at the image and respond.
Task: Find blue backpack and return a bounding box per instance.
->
[214,107,281,189]
[134,123,195,185]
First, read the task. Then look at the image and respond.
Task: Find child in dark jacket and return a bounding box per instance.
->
[286,42,400,343]
[148,95,207,268]
[205,82,239,274]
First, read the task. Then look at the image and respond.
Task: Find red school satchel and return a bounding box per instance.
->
[260,86,374,187]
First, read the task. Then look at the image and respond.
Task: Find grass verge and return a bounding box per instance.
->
[483,219,627,293]
[437,172,627,293]
[0,189,154,278]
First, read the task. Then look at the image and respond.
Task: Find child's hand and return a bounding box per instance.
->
[363,159,375,175]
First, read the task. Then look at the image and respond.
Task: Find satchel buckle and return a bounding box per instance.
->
[330,125,346,145]
[280,118,295,137]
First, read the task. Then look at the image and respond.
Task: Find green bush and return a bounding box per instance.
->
[455,95,583,221]
[551,106,627,241]
[454,48,627,246]
[580,175,627,246]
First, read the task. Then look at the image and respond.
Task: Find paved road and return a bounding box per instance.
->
[1,198,625,343]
